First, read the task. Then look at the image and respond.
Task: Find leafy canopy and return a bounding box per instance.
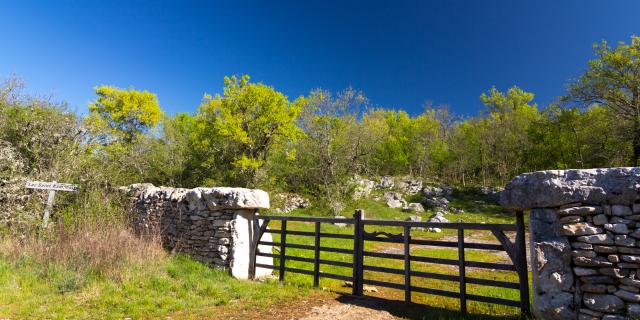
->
[564,35,640,164]
[195,75,303,186]
[88,86,163,142]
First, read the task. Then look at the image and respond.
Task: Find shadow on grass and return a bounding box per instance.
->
[333,294,524,320]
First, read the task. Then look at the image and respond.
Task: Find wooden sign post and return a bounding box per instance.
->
[25,181,79,228]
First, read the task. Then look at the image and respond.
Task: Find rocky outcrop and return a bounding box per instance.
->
[478,186,502,203]
[426,211,449,233]
[352,176,376,200]
[122,184,272,280]
[396,178,422,195]
[384,192,407,208]
[272,193,311,213]
[376,176,395,189]
[501,168,640,320]
[423,186,453,198]
[423,196,449,211]
[421,185,452,212]
[402,203,425,213]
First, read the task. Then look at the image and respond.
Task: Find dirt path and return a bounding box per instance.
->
[214,292,401,320]
[299,296,399,320]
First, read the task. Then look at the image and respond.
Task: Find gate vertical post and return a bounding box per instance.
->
[516,210,530,316]
[313,221,321,287]
[404,225,411,303]
[352,209,363,296]
[458,228,467,315]
[249,214,258,280]
[279,220,287,282]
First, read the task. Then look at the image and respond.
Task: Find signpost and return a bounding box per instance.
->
[25,181,79,228]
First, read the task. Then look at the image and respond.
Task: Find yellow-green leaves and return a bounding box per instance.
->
[88,85,163,143]
[480,86,536,114]
[194,75,302,186]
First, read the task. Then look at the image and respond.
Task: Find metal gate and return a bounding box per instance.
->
[250,210,529,316]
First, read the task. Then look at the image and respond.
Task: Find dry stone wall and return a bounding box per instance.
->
[501,168,640,320]
[122,183,273,279]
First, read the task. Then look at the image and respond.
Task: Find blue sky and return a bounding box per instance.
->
[1,1,638,116]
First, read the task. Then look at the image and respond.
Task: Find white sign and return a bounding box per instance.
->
[25,180,80,228]
[26,181,79,192]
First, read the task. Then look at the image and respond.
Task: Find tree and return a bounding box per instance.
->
[87,86,163,143]
[194,75,303,187]
[456,86,540,185]
[564,36,640,165]
[281,88,367,196]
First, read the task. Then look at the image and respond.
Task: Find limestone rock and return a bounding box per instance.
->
[402,203,425,213]
[576,234,614,245]
[500,168,640,209]
[376,176,394,189]
[615,235,636,247]
[396,178,422,195]
[422,197,449,210]
[423,185,453,198]
[604,223,630,234]
[533,291,576,320]
[559,215,584,224]
[612,205,633,216]
[594,245,618,253]
[273,193,310,213]
[351,176,375,200]
[581,284,607,293]
[574,267,599,276]
[384,192,407,208]
[198,187,270,210]
[558,206,600,216]
[593,214,608,225]
[572,242,594,250]
[628,303,640,319]
[477,186,502,203]
[426,212,448,233]
[561,222,602,236]
[621,255,640,263]
[405,215,422,222]
[573,256,613,267]
[333,215,348,228]
[615,289,640,302]
[582,293,625,313]
[621,278,640,288]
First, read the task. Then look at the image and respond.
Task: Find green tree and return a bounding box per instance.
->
[564,36,640,165]
[449,86,540,185]
[194,75,303,187]
[278,88,372,199]
[87,86,163,143]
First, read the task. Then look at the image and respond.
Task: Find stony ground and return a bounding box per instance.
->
[216,292,400,320]
[299,297,398,320]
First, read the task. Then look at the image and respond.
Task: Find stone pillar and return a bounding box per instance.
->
[500,167,640,320]
[123,184,273,280]
[230,209,273,280]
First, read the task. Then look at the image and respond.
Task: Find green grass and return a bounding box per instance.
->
[0,190,528,319]
[0,254,308,319]
[261,190,529,319]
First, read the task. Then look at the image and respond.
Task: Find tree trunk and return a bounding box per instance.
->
[633,119,640,166]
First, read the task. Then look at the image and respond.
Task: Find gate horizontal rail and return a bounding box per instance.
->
[250,210,530,317]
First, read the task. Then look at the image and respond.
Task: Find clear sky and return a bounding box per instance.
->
[1,1,638,116]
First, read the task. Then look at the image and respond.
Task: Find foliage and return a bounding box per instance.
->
[564,36,640,164]
[192,75,303,187]
[87,85,163,143]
